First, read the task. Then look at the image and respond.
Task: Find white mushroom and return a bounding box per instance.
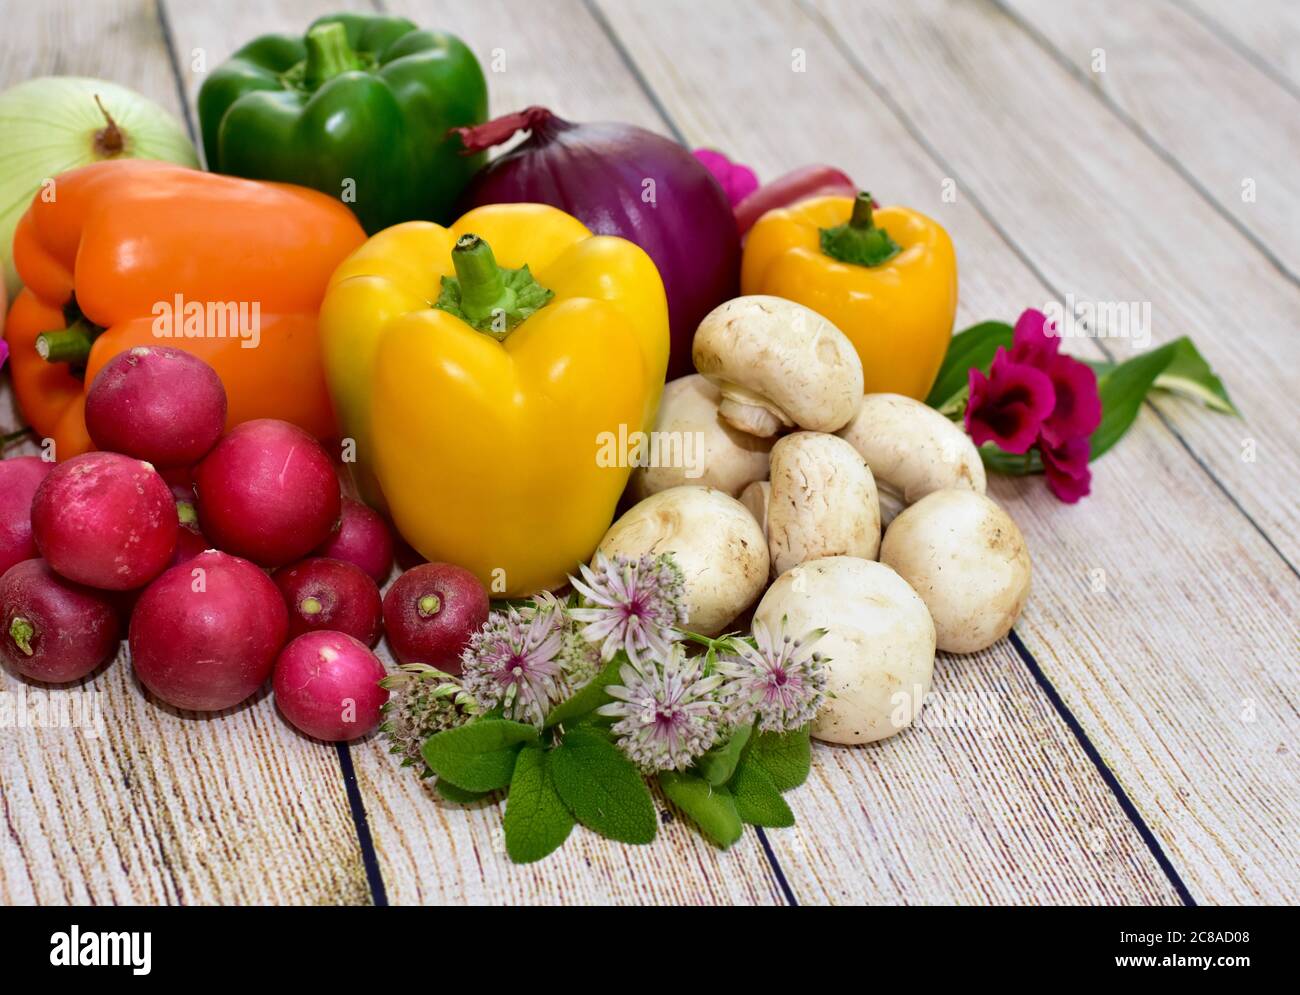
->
[755,557,935,745]
[692,295,864,438]
[880,490,1031,654]
[739,480,770,541]
[629,375,773,500]
[766,432,880,574]
[595,485,768,636]
[837,394,985,518]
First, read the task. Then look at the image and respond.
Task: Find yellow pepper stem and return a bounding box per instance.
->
[819,191,902,267]
[435,233,554,340]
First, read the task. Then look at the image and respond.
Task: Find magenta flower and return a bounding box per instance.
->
[966,348,1055,453]
[1008,307,1060,367]
[693,148,759,207]
[1041,436,1092,503]
[0,337,8,371]
[1040,351,1102,447]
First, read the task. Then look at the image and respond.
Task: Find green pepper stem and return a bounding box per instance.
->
[451,235,514,326]
[819,190,903,268]
[9,617,35,656]
[35,321,96,365]
[304,22,361,87]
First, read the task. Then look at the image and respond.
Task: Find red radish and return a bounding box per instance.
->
[194,419,341,568]
[170,527,210,567]
[394,537,426,571]
[0,456,53,575]
[273,631,388,741]
[130,550,286,711]
[32,452,177,590]
[84,346,227,467]
[383,562,488,673]
[0,559,120,682]
[274,557,382,647]
[316,497,394,584]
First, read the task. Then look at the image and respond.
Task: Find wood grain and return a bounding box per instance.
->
[811,0,1300,571]
[0,0,369,905]
[1002,0,1300,281]
[1181,0,1300,96]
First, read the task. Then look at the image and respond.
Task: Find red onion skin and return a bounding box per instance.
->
[458,110,739,380]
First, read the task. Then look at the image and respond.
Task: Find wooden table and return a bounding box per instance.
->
[1,0,1296,906]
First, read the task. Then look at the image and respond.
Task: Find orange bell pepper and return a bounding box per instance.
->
[4,159,365,458]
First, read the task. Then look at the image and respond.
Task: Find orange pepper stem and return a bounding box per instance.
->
[820,190,902,268]
[304,22,362,88]
[35,319,98,365]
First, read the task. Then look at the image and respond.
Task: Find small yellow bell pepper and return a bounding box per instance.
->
[742,192,957,400]
[319,204,669,597]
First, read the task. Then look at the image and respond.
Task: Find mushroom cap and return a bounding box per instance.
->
[630,375,773,500]
[596,485,768,636]
[880,489,1031,654]
[838,393,985,504]
[767,432,880,575]
[755,556,935,745]
[692,295,864,436]
[739,480,770,542]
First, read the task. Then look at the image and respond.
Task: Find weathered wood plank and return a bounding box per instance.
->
[775,0,1300,903]
[1003,0,1300,281]
[1181,0,1300,96]
[812,0,1300,570]
[0,0,369,905]
[593,0,1192,905]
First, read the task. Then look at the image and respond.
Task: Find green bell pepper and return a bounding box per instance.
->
[198,13,487,233]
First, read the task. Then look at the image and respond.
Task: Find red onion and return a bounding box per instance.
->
[455,107,740,380]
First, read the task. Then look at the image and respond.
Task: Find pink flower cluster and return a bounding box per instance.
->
[965,309,1101,503]
[692,148,759,207]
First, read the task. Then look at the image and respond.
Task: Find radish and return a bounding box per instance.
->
[129,550,287,711]
[273,556,382,647]
[32,452,177,590]
[84,346,227,467]
[0,456,53,575]
[315,497,394,584]
[272,631,388,741]
[383,562,489,673]
[1,559,120,682]
[194,419,340,568]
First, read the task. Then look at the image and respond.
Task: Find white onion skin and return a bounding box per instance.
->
[0,76,198,297]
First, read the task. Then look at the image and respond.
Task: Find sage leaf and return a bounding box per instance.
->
[434,778,490,804]
[550,726,656,844]
[698,722,753,786]
[659,771,743,848]
[544,653,624,729]
[503,746,574,863]
[421,718,538,792]
[746,726,811,792]
[731,760,795,828]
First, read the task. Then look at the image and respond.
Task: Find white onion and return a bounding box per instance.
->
[0,76,198,298]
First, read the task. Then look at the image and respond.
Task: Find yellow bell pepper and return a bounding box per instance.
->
[742,192,957,400]
[319,204,669,597]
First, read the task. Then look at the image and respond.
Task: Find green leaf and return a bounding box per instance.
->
[544,653,624,729]
[1085,339,1237,416]
[421,718,539,792]
[730,760,795,828]
[503,746,575,863]
[550,726,657,844]
[925,321,1014,409]
[434,778,490,804]
[746,726,811,792]
[659,772,743,848]
[698,722,753,786]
